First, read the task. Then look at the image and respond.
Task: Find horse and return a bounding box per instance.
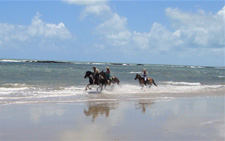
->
[98,71,108,91]
[99,71,120,89]
[134,74,157,87]
[111,76,120,85]
[84,71,100,90]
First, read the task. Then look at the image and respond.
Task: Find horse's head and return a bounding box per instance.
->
[134,74,140,80]
[84,71,92,78]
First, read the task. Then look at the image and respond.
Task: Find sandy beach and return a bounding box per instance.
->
[1,0,224,140]
[0,95,224,140]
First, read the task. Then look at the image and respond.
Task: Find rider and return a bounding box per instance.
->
[106,67,112,81]
[92,66,99,84]
[142,69,148,85]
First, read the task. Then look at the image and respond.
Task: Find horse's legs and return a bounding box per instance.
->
[99,85,103,92]
[96,84,103,92]
[101,85,103,91]
[97,85,100,91]
[141,84,145,90]
[85,84,89,90]
[85,84,91,90]
[104,83,107,89]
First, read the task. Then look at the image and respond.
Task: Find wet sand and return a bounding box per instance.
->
[0,96,224,140]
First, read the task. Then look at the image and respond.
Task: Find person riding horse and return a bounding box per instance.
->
[135,73,157,87]
[142,69,147,85]
[92,66,99,84]
[106,67,112,81]
[84,67,120,91]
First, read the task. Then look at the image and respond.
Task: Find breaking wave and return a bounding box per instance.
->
[0,81,224,104]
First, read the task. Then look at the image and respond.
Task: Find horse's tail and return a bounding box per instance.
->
[153,79,157,86]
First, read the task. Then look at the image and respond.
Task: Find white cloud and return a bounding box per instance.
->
[165,6,225,48]
[96,13,131,46]
[149,23,175,50]
[28,12,72,39]
[216,5,225,18]
[64,0,131,46]
[129,6,225,52]
[0,12,73,47]
[64,0,224,57]
[131,23,182,51]
[89,3,224,52]
[64,0,111,19]
[81,3,111,19]
[132,32,149,49]
[0,23,29,45]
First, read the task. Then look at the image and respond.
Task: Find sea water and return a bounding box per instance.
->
[0,59,224,104]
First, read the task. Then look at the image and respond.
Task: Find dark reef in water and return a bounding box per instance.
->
[137,64,144,66]
[110,63,124,65]
[205,66,215,68]
[26,60,70,64]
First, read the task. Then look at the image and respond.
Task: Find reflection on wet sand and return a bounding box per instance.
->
[84,102,119,122]
[135,100,154,114]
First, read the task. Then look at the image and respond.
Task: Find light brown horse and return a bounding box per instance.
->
[108,76,120,85]
[99,71,120,89]
[134,74,157,87]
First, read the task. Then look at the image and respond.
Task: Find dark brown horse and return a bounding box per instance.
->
[134,74,157,87]
[84,71,100,90]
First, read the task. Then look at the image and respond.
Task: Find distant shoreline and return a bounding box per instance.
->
[0,59,225,69]
[0,58,223,68]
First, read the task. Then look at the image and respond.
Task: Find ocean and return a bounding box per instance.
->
[0,59,224,104]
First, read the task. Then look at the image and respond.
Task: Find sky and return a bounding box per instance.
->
[0,0,224,66]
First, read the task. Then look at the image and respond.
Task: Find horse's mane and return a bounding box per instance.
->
[86,71,93,74]
[136,74,144,80]
[136,74,142,77]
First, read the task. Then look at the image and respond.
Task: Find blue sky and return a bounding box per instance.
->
[0,0,224,66]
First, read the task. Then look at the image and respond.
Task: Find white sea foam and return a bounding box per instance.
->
[0,87,31,95]
[129,71,142,74]
[0,59,28,63]
[0,83,224,96]
[0,82,224,104]
[98,83,225,94]
[90,62,106,65]
[161,81,201,86]
[201,119,224,125]
[190,66,204,69]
